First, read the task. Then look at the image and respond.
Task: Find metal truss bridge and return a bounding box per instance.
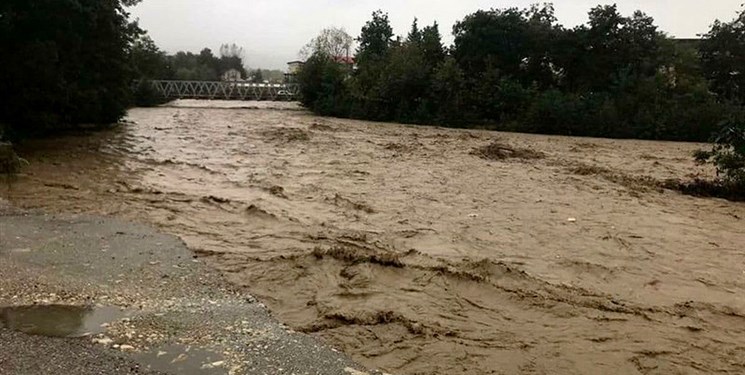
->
[143,80,300,101]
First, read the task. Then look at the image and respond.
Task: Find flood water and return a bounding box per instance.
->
[4,100,745,374]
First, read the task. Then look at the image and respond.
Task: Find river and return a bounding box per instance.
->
[4,100,745,374]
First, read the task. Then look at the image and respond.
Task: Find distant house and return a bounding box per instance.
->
[332,56,355,67]
[287,61,305,75]
[222,69,242,82]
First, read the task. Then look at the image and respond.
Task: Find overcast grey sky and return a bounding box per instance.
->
[128,0,744,70]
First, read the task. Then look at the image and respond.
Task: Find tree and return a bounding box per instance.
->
[251,69,264,83]
[163,45,246,81]
[430,57,467,124]
[297,52,349,116]
[295,4,736,145]
[130,35,170,79]
[562,5,664,92]
[407,18,422,45]
[420,23,446,67]
[130,34,171,106]
[374,19,447,122]
[380,42,429,121]
[346,11,395,120]
[196,48,219,80]
[695,115,745,196]
[357,10,394,65]
[220,43,244,59]
[0,0,142,137]
[300,27,354,60]
[452,4,563,87]
[701,6,745,104]
[219,43,247,79]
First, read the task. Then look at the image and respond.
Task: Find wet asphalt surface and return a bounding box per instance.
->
[0,210,372,375]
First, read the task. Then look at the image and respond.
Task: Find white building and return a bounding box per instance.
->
[221,69,242,82]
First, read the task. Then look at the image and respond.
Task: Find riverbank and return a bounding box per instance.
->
[0,206,371,375]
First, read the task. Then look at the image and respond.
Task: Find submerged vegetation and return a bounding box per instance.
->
[691,118,745,200]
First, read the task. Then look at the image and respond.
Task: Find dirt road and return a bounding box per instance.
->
[4,100,745,374]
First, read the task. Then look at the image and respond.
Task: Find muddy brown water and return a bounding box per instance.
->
[4,100,745,374]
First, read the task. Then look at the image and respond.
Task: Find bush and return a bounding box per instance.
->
[0,142,22,176]
[523,89,582,135]
[297,52,352,117]
[696,116,745,187]
[132,81,169,107]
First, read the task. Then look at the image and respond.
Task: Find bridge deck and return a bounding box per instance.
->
[143,80,299,101]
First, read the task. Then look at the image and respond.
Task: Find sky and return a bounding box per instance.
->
[128,0,744,70]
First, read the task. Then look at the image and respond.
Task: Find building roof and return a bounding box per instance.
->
[332,56,355,64]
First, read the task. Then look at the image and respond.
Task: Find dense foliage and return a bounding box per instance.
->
[129,40,288,105]
[696,9,745,195]
[130,41,248,81]
[129,40,263,105]
[166,44,247,81]
[298,4,745,143]
[696,119,745,184]
[0,0,141,137]
[700,10,745,105]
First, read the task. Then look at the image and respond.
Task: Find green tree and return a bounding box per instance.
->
[420,23,446,68]
[297,52,349,116]
[380,42,429,121]
[349,11,395,120]
[130,35,170,79]
[452,7,528,79]
[295,4,739,146]
[700,7,745,104]
[0,0,142,137]
[357,10,394,65]
[407,18,422,45]
[130,34,171,106]
[163,45,246,81]
[563,6,664,92]
[452,4,563,88]
[430,57,467,124]
[695,115,745,194]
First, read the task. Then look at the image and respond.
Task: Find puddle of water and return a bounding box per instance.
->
[0,305,125,338]
[135,344,227,374]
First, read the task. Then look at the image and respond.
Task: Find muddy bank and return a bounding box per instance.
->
[4,100,745,374]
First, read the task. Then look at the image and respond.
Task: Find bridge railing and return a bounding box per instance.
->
[138,80,300,101]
